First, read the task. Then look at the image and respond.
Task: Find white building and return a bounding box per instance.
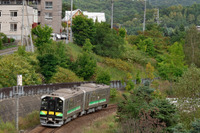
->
[62,10,106,23]
[0,4,38,40]
[83,11,106,23]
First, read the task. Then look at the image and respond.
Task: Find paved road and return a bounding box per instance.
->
[0,47,18,56]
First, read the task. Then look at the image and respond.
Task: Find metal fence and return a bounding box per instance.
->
[0,78,153,100]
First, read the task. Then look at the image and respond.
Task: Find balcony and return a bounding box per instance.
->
[0,0,40,6]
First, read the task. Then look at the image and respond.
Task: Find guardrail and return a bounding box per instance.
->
[0,78,153,100]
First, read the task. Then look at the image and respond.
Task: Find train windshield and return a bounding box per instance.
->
[40,97,63,112]
[56,99,63,112]
[41,97,48,110]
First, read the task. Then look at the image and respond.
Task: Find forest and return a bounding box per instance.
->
[63,0,200,34]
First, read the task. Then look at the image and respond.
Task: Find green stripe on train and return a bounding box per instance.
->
[89,98,106,106]
[67,106,81,114]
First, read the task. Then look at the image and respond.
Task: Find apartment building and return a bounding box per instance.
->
[0,0,62,40]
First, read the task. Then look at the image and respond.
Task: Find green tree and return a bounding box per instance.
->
[184,25,200,67]
[118,27,126,38]
[61,22,67,32]
[0,54,42,87]
[96,70,111,85]
[37,53,59,82]
[32,25,53,53]
[158,42,187,80]
[72,15,96,46]
[72,39,97,80]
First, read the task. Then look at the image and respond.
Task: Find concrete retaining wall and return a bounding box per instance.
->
[0,95,42,122]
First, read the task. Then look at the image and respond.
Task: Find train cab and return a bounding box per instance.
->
[40,96,65,127]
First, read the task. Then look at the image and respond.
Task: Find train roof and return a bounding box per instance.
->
[77,83,110,92]
[42,83,110,99]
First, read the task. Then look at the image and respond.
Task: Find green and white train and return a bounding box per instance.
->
[40,83,110,127]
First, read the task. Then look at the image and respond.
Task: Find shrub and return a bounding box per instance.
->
[37,53,59,82]
[136,72,141,84]
[96,70,111,85]
[73,52,97,80]
[0,54,42,87]
[0,38,2,50]
[190,119,200,133]
[19,111,40,130]
[50,67,83,83]
[110,88,117,99]
[0,32,8,43]
[103,58,134,72]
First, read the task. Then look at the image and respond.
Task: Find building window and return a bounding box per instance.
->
[0,11,1,17]
[45,2,53,9]
[38,11,41,16]
[10,11,17,17]
[10,23,17,31]
[45,12,52,20]
[0,23,1,31]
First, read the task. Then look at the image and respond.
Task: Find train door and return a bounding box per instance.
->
[47,99,56,121]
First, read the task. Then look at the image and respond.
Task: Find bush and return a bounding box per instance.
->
[0,118,16,133]
[110,88,117,99]
[0,38,2,50]
[96,70,111,85]
[50,67,83,83]
[0,54,42,87]
[37,53,59,82]
[0,32,8,43]
[190,119,200,133]
[103,58,134,72]
[73,52,97,80]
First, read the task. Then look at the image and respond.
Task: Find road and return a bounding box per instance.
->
[0,47,18,56]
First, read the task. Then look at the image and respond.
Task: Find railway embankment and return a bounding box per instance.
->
[0,95,42,122]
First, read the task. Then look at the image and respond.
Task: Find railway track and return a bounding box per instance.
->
[28,104,117,133]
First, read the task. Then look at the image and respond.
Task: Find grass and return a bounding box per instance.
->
[83,114,119,133]
[1,45,17,50]
[0,111,39,133]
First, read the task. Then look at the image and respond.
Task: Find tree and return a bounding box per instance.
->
[72,39,97,80]
[37,53,59,82]
[61,22,67,32]
[0,54,42,88]
[146,62,155,80]
[32,25,53,53]
[96,70,111,85]
[118,28,126,38]
[72,15,96,46]
[158,42,187,80]
[184,25,200,67]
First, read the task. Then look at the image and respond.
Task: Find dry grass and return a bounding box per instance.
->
[82,113,119,133]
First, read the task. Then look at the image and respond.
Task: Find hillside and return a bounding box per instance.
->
[63,0,200,35]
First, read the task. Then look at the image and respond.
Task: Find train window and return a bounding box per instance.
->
[41,98,48,110]
[49,100,55,111]
[56,99,63,112]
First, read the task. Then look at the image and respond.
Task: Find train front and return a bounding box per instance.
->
[40,96,64,127]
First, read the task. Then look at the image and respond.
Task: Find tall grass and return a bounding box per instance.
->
[0,111,39,133]
[83,114,119,133]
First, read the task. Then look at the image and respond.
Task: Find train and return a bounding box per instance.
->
[39,83,110,127]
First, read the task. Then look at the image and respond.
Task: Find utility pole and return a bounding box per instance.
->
[13,75,23,131]
[21,0,25,46]
[66,12,69,44]
[25,1,34,52]
[156,8,160,25]
[111,0,114,29]
[70,0,73,42]
[143,0,146,33]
